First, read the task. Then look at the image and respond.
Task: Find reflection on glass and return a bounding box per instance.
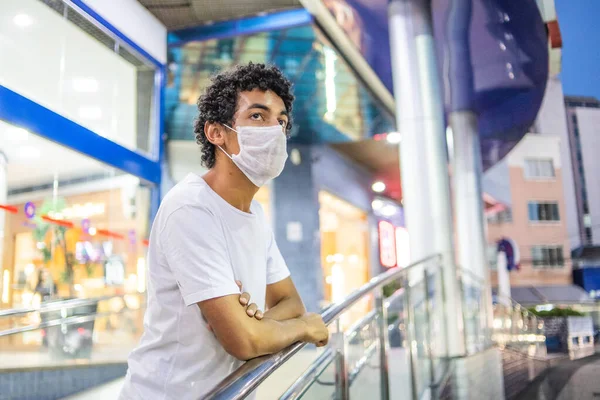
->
[166,25,395,142]
[319,191,370,329]
[0,120,151,371]
[0,0,158,156]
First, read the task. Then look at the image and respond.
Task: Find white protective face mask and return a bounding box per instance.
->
[218,124,288,187]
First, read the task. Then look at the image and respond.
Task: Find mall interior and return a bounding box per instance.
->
[0,0,598,399]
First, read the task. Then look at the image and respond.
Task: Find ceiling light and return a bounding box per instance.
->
[372,181,386,193]
[381,205,397,217]
[14,14,33,28]
[6,126,30,141]
[18,145,41,159]
[78,106,102,120]
[386,132,402,144]
[372,199,384,211]
[72,77,99,93]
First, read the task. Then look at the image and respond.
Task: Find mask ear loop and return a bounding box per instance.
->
[217,124,237,160]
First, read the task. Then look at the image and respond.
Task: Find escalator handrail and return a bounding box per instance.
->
[202,254,442,400]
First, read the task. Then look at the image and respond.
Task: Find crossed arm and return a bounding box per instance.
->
[198,277,326,361]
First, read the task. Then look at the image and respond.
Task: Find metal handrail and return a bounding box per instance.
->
[0,294,129,318]
[202,254,442,400]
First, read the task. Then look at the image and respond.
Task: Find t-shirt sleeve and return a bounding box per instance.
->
[266,229,291,285]
[161,205,239,306]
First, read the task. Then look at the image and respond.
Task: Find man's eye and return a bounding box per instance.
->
[251,113,263,120]
[278,120,287,128]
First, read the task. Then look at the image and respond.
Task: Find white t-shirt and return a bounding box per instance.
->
[119,173,290,400]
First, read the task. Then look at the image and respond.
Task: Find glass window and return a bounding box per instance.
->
[0,0,158,157]
[528,202,560,222]
[585,228,593,244]
[524,159,555,179]
[531,246,564,268]
[0,120,150,311]
[166,24,395,143]
[487,208,512,224]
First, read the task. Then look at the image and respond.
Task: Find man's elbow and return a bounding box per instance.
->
[222,332,261,361]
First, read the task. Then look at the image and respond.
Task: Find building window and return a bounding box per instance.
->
[487,208,513,224]
[524,159,555,179]
[585,228,593,244]
[528,202,560,222]
[531,246,564,268]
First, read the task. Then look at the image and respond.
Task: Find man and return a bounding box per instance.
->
[119,63,329,400]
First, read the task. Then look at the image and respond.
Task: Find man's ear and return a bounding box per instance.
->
[205,122,225,146]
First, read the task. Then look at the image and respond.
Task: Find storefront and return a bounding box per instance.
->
[0,0,165,310]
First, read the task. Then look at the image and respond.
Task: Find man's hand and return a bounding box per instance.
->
[236,280,264,319]
[299,313,329,347]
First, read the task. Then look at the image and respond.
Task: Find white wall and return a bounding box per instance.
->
[506,134,562,168]
[576,107,600,246]
[81,0,167,64]
[536,78,581,249]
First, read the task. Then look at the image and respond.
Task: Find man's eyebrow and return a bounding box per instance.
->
[247,103,288,117]
[247,103,270,111]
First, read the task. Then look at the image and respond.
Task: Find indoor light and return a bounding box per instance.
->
[371,181,386,193]
[72,77,99,93]
[386,132,402,144]
[18,146,41,160]
[2,270,10,304]
[371,199,384,211]
[78,106,103,120]
[6,127,30,141]
[13,14,33,28]
[137,258,146,293]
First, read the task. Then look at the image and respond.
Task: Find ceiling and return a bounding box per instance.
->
[331,139,402,201]
[137,0,301,30]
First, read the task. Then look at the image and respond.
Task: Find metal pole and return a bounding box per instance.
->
[458,270,469,354]
[389,0,464,357]
[423,269,436,385]
[332,322,349,400]
[403,277,419,400]
[376,291,391,400]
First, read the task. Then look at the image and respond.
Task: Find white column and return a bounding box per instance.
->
[450,111,495,333]
[389,0,464,356]
[497,251,511,307]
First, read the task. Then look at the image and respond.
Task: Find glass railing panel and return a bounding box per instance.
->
[348,315,380,399]
[0,294,145,370]
[425,267,446,382]
[295,356,336,400]
[407,277,431,397]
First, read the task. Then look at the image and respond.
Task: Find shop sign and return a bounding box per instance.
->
[378,221,397,268]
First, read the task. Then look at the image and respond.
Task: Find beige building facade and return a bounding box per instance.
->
[486,134,572,287]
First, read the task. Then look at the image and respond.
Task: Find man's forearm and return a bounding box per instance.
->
[263,296,306,321]
[241,317,306,360]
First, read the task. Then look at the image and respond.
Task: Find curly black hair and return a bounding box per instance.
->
[194,63,295,168]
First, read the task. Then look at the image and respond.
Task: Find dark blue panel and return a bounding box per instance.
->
[168,9,314,46]
[0,86,161,184]
[574,268,600,292]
